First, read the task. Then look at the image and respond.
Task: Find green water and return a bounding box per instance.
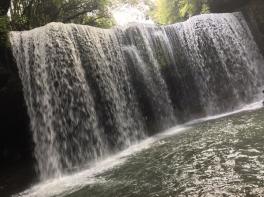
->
[67,108,264,196]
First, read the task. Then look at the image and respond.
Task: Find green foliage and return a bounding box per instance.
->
[152,0,210,25]
[152,0,173,25]
[111,0,144,7]
[5,0,158,31]
[10,0,114,30]
[83,15,116,28]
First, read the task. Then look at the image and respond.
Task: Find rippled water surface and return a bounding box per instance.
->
[66,107,264,197]
[15,106,264,197]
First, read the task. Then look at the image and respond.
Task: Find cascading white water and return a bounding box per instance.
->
[10,12,264,180]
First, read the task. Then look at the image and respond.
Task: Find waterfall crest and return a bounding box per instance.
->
[10,12,264,180]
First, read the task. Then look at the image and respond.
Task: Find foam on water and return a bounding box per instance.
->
[185,100,264,126]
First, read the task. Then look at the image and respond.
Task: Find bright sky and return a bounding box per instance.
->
[112,2,155,26]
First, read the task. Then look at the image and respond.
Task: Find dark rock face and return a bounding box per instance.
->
[208,0,251,13]
[0,44,36,196]
[208,0,264,57]
[0,46,33,166]
[241,0,264,57]
[0,2,36,195]
[0,0,33,168]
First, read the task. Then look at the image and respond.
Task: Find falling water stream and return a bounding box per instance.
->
[9,12,264,196]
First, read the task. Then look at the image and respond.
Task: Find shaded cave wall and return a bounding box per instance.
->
[208,0,251,13]
[0,0,33,166]
[0,44,33,166]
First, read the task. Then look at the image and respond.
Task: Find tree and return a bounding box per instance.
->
[152,0,209,25]
[0,0,11,48]
[9,0,114,30]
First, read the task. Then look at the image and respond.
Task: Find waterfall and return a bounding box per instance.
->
[10,12,264,180]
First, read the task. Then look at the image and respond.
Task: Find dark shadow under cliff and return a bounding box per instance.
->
[0,44,36,197]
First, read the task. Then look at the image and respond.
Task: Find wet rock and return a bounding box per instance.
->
[208,0,250,13]
[208,0,264,57]
[0,45,33,166]
[241,0,264,57]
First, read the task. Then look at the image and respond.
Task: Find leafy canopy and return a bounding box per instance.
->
[152,0,209,25]
[9,0,114,30]
[1,0,211,33]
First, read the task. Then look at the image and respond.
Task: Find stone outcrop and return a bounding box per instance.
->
[241,0,264,56]
[208,0,264,57]
[208,0,251,13]
[0,45,33,166]
[0,0,33,167]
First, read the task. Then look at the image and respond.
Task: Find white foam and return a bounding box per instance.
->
[14,101,263,197]
[185,100,263,126]
[14,137,156,197]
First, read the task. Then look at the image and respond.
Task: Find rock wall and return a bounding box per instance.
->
[0,0,33,167]
[0,43,33,166]
[208,0,264,57]
[208,0,250,13]
[241,0,264,57]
